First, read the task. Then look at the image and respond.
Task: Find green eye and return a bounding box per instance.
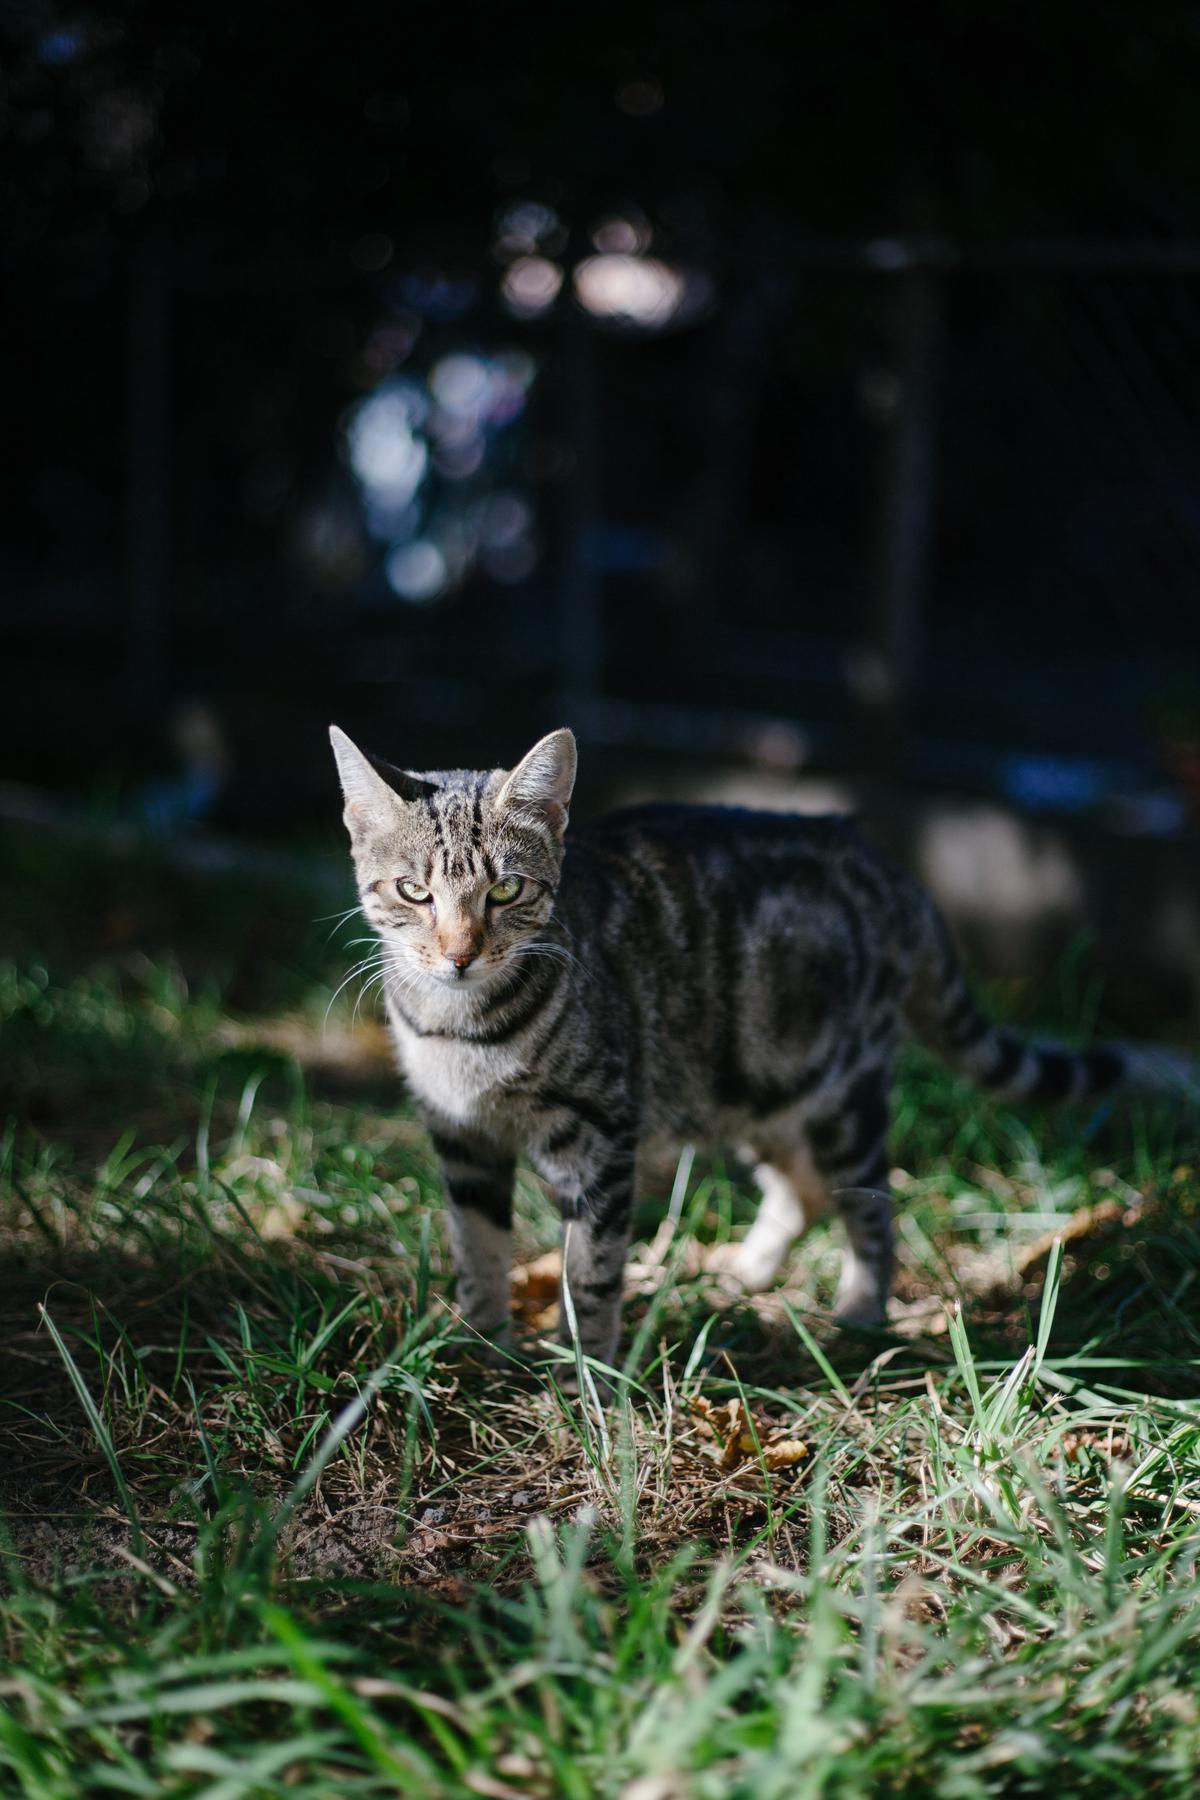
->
[397,879,432,903]
[488,875,523,905]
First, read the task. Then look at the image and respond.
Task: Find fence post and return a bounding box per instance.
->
[124,232,171,720]
[859,234,942,774]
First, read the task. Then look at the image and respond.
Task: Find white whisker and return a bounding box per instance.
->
[323,951,389,1027]
[510,938,588,980]
[317,903,365,944]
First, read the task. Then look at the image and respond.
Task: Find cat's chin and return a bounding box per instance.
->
[390,957,505,996]
[425,964,502,992]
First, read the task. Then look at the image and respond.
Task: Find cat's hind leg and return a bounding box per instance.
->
[807,1064,894,1326]
[827,1173,894,1325]
[721,1143,829,1293]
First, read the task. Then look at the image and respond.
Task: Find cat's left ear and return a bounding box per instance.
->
[498,729,577,837]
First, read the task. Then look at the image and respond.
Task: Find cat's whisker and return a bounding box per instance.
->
[360,949,438,1019]
[379,959,427,1002]
[353,966,393,1022]
[317,903,365,943]
[342,954,389,984]
[316,902,364,925]
[510,940,588,980]
[323,954,389,1026]
[326,959,381,1005]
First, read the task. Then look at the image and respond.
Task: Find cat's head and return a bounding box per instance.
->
[330,726,576,990]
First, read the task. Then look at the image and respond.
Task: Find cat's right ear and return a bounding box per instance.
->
[329,725,422,837]
[330,726,439,827]
[330,726,393,836]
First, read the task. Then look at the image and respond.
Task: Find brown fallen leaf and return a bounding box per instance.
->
[762,1438,809,1470]
[1059,1429,1132,1464]
[512,1250,562,1304]
[511,1250,563,1329]
[689,1396,810,1473]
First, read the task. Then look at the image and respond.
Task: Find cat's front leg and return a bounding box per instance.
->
[427,1125,515,1354]
[557,1145,637,1372]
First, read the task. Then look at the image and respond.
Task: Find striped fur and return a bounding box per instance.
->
[331,725,1193,1365]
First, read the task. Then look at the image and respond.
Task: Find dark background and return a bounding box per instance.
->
[4,0,1200,845]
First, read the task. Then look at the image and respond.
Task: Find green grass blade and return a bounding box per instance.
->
[38,1303,144,1556]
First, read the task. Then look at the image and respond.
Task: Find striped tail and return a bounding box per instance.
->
[905,892,1197,1104]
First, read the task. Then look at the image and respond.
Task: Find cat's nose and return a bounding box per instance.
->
[444,948,477,970]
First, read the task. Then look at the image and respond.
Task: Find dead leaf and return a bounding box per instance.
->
[512,1250,563,1329]
[512,1251,561,1304]
[689,1396,809,1474]
[762,1438,809,1470]
[1059,1429,1132,1464]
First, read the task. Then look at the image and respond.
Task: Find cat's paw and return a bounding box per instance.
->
[705,1240,785,1295]
[832,1291,888,1330]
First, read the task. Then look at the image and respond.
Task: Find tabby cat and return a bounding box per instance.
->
[331,724,1184,1369]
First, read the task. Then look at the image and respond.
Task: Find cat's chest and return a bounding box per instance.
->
[389,1017,525,1125]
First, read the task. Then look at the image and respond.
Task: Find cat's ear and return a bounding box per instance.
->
[329,725,435,834]
[498,729,577,837]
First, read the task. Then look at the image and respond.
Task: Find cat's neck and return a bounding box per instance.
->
[382,943,563,1042]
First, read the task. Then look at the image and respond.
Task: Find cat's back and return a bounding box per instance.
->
[565,801,876,895]
[556,801,916,1135]
[559,800,910,959]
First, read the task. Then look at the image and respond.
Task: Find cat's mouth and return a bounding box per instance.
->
[429,962,495,989]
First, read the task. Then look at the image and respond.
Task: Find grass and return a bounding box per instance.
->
[2,819,1199,1796]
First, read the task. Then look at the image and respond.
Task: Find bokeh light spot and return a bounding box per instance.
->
[573,255,684,328]
[385,539,448,603]
[591,215,651,256]
[430,353,491,415]
[501,256,564,318]
[494,200,562,257]
[346,380,429,520]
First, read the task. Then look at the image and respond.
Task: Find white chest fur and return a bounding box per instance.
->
[387,1006,527,1127]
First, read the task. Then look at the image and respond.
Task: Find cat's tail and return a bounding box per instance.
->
[903,887,1198,1104]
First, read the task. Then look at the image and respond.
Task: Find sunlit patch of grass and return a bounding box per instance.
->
[2,823,1199,1795]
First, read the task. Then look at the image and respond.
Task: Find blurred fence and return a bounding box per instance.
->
[7,234,1200,819]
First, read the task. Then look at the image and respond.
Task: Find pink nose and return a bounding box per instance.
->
[445,948,477,969]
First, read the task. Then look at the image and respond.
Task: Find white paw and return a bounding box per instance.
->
[706,1241,786,1294]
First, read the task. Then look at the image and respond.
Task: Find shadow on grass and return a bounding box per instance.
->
[3,976,406,1163]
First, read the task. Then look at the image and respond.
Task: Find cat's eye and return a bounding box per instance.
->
[397,879,432,904]
[488,875,524,905]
